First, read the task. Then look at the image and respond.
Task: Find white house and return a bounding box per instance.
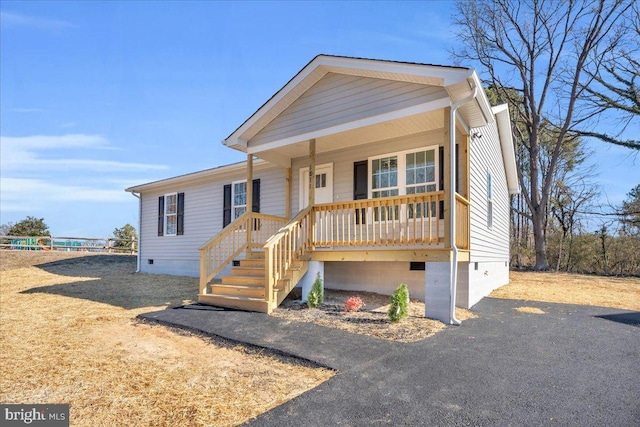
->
[126,55,519,324]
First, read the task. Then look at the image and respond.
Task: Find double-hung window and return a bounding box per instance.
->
[165,193,178,236]
[232,180,247,220]
[369,146,438,220]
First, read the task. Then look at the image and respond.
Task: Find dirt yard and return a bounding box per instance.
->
[3,252,638,426]
[492,271,640,311]
[0,251,332,427]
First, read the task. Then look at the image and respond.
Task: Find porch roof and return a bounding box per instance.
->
[223,55,494,166]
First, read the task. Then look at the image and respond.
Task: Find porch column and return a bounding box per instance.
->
[308,139,316,208]
[285,167,292,219]
[309,139,316,249]
[246,154,253,257]
[443,107,452,248]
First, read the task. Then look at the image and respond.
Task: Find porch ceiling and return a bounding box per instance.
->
[253,108,446,166]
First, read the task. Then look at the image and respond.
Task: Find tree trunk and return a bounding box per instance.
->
[532,209,550,271]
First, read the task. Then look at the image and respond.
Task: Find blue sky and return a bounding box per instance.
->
[1,1,637,237]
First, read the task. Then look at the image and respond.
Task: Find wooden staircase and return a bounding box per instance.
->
[197,254,308,314]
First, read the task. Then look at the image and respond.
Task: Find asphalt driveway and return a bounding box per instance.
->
[139,298,639,426]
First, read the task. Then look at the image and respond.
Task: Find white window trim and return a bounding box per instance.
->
[231,179,247,220]
[367,145,439,199]
[164,192,178,237]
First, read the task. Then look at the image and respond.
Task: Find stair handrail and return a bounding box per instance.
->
[199,211,253,295]
[263,206,313,305]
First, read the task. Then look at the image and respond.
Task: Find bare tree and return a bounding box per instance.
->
[577,4,640,149]
[452,0,633,270]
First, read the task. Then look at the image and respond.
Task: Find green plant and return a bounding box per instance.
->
[388,283,409,323]
[306,272,324,308]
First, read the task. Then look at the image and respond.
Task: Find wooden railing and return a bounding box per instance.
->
[263,207,313,305]
[455,193,470,250]
[313,192,445,248]
[199,212,287,295]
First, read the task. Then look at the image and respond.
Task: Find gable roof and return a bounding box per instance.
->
[223,54,494,152]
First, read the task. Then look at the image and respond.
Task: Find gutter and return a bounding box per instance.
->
[448,74,479,325]
[130,192,141,273]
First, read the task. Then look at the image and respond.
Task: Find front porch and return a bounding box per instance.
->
[198,188,470,313]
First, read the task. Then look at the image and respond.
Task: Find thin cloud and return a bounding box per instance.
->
[1,178,132,212]
[0,134,168,172]
[0,11,76,30]
[1,134,109,150]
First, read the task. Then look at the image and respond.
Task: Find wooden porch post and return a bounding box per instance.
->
[308,139,316,208]
[309,139,316,248]
[246,154,253,256]
[443,107,452,249]
[285,167,292,219]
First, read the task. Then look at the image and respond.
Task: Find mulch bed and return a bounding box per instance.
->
[272,288,476,343]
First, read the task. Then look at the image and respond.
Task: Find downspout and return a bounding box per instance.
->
[130,192,141,273]
[448,76,478,325]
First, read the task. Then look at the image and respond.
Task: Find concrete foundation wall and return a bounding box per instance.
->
[456,261,509,308]
[323,261,426,300]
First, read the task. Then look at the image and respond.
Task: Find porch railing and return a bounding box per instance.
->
[313,192,447,248]
[263,206,313,305]
[455,193,470,250]
[198,211,287,295]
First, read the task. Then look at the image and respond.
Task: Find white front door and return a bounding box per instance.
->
[300,163,333,209]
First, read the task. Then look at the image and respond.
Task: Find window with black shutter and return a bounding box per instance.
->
[223,179,260,228]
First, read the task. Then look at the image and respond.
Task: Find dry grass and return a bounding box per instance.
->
[0,251,332,427]
[273,288,477,343]
[492,271,640,311]
[514,306,546,314]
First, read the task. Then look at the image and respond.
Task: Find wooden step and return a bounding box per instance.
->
[198,294,270,313]
[211,283,265,299]
[221,275,265,286]
[230,266,265,277]
[239,259,265,268]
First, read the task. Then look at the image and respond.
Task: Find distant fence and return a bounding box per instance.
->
[0,235,137,254]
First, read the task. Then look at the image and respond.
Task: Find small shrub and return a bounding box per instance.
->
[306,272,324,308]
[344,296,365,312]
[388,283,409,323]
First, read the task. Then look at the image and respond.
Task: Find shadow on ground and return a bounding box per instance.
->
[596,311,640,326]
[20,255,196,310]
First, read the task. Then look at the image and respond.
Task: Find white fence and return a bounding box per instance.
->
[0,235,137,254]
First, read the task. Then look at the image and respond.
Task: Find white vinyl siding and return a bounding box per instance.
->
[469,121,510,262]
[291,131,445,214]
[251,73,448,148]
[138,166,286,276]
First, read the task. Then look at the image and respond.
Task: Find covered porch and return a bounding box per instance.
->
[198,56,493,320]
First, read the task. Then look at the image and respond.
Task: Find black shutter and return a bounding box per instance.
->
[158,196,164,236]
[354,161,368,224]
[437,145,460,218]
[438,147,444,219]
[177,192,185,235]
[223,184,232,227]
[252,179,260,213]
